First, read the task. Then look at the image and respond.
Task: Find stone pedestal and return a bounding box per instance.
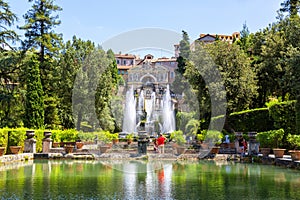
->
[138,131,149,154]
[42,131,52,153]
[24,130,36,153]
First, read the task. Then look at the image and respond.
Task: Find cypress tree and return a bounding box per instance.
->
[24,54,44,128]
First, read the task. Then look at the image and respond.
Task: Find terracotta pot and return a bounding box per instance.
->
[260,148,271,157]
[76,142,84,149]
[210,146,220,154]
[52,142,60,148]
[0,147,5,156]
[113,139,119,145]
[273,148,286,158]
[65,145,74,154]
[10,146,22,154]
[176,146,186,155]
[100,146,110,153]
[289,150,300,161]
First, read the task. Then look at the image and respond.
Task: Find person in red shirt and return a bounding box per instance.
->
[157,133,166,154]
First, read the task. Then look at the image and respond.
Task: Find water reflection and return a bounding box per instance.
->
[0,160,300,199]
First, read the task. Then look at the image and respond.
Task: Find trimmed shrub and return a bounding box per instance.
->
[256,129,285,148]
[269,101,296,134]
[229,108,273,132]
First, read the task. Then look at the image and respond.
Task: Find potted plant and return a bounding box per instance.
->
[205,130,223,154]
[270,129,286,158]
[51,130,61,148]
[170,130,186,154]
[98,131,113,153]
[257,131,272,157]
[0,133,7,156]
[111,133,119,145]
[8,130,25,154]
[126,133,134,145]
[287,134,300,161]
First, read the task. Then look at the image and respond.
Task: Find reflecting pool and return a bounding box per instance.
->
[1,160,300,199]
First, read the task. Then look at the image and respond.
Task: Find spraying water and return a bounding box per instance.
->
[122,86,136,133]
[162,85,175,133]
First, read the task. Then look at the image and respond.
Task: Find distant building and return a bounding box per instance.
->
[116,53,177,82]
[196,32,240,44]
[115,54,137,79]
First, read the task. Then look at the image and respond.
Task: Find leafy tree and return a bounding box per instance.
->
[23,54,44,128]
[0,0,18,48]
[58,36,95,129]
[236,22,252,54]
[280,0,300,16]
[186,41,256,131]
[176,30,191,75]
[95,49,120,132]
[0,51,24,127]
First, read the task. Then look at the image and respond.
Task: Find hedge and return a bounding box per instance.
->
[269,101,296,135]
[210,101,296,134]
[0,128,118,154]
[229,108,274,132]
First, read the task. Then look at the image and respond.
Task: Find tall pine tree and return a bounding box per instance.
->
[0,0,18,48]
[20,0,62,128]
[19,0,62,92]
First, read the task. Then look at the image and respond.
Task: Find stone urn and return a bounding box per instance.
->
[10,146,22,154]
[273,148,286,158]
[0,147,5,156]
[289,150,300,161]
[26,130,35,139]
[260,148,271,157]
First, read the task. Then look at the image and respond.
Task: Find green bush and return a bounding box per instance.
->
[287,134,300,150]
[78,131,96,142]
[170,130,186,145]
[60,129,78,142]
[269,101,296,134]
[0,128,9,147]
[34,129,44,153]
[229,108,273,132]
[202,130,223,145]
[256,129,285,148]
[8,128,27,147]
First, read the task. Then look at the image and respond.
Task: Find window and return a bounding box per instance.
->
[123,60,126,65]
[170,72,174,78]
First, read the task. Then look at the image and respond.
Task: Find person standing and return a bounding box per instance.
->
[157,133,166,154]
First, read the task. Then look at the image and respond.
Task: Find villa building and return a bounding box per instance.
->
[116,53,177,83]
[196,32,240,44]
[115,54,137,79]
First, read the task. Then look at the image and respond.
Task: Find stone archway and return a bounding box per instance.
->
[140,74,157,84]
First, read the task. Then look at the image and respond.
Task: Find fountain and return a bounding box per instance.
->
[121,62,177,147]
[122,85,136,134]
[162,85,175,134]
[122,84,175,137]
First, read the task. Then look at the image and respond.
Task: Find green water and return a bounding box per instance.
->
[0,160,300,200]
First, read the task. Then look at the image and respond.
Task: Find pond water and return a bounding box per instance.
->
[0,160,300,199]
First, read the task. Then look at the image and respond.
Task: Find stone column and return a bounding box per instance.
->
[24,130,36,153]
[42,131,52,153]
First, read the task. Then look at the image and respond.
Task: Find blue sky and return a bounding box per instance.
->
[9,0,283,57]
